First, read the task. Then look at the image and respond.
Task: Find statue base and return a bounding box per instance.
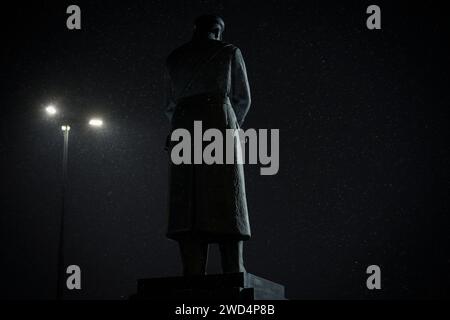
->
[131,272,286,300]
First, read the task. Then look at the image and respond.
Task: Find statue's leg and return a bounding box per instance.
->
[218,240,246,273]
[178,238,209,276]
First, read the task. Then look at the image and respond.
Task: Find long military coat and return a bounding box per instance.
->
[164,38,251,242]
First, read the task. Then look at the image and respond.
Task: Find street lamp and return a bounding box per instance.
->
[89,118,103,127]
[44,105,103,300]
[46,105,57,116]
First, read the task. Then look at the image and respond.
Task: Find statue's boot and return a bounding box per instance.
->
[219,240,246,273]
[178,239,209,276]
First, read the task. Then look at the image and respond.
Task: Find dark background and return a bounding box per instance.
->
[1,0,449,299]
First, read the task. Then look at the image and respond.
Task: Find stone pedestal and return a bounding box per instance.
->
[131,272,286,300]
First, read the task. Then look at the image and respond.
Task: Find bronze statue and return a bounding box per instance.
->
[164,15,251,276]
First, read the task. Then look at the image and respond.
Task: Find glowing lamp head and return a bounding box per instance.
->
[61,125,71,131]
[89,118,103,127]
[45,105,57,115]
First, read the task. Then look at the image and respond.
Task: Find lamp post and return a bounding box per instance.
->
[45,105,103,300]
[56,124,70,300]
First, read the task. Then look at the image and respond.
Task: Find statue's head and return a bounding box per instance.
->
[193,15,225,41]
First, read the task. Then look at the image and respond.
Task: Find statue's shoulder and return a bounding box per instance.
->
[218,41,238,53]
[165,40,238,67]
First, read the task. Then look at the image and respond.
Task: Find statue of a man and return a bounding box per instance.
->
[164,15,252,276]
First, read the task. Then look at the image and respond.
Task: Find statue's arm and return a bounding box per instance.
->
[230,48,251,126]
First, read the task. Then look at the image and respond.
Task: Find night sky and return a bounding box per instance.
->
[1,0,449,299]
